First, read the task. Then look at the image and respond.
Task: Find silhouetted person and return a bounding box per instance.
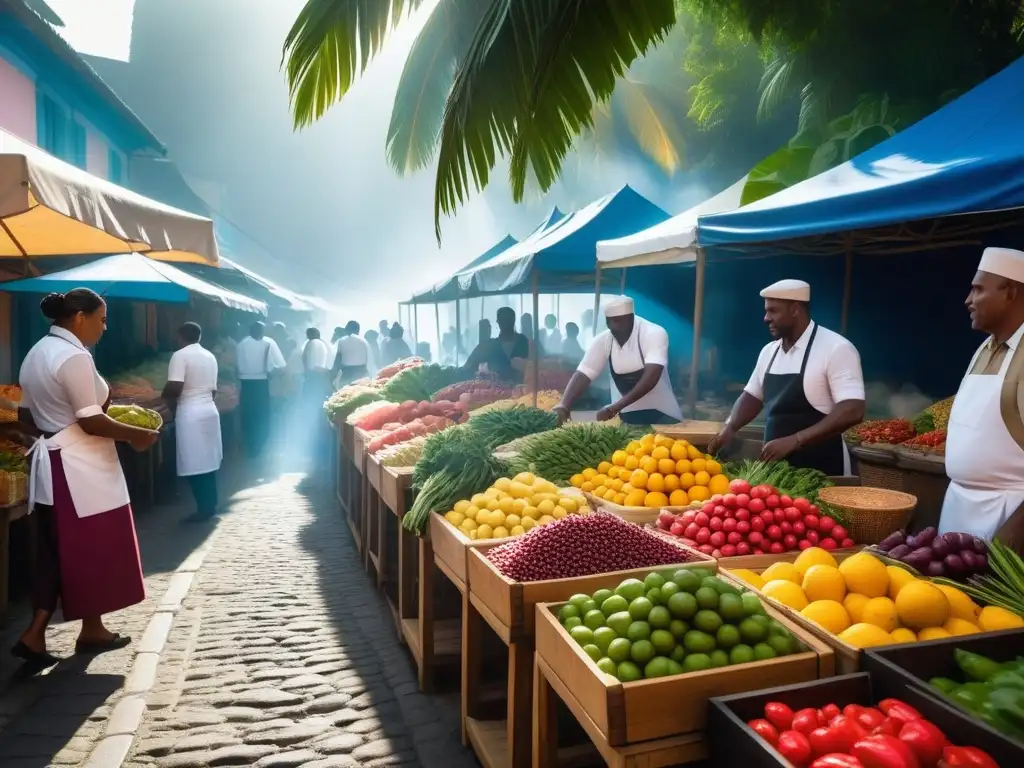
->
[381,323,412,366]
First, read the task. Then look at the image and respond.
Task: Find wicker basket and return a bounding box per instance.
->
[849,444,905,491]
[818,486,917,545]
[0,470,28,505]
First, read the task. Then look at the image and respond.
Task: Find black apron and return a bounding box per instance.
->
[609,330,675,426]
[762,324,845,475]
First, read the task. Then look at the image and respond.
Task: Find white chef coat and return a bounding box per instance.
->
[335,334,371,368]
[168,343,222,477]
[578,318,683,420]
[20,326,130,517]
[941,321,1024,540]
[236,336,286,380]
[303,338,331,371]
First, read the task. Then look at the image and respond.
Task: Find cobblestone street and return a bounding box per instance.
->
[0,462,477,768]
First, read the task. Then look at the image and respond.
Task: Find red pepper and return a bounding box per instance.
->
[765,702,796,732]
[879,700,923,728]
[828,716,869,752]
[898,720,946,767]
[821,703,842,723]
[855,708,887,732]
[777,730,813,767]
[939,746,999,768]
[812,756,865,768]
[747,718,779,746]
[809,726,847,756]
[853,735,921,768]
[792,707,824,735]
[871,718,898,737]
[844,704,865,719]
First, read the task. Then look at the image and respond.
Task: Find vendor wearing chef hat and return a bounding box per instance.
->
[709,279,865,475]
[553,297,682,425]
[940,247,1024,551]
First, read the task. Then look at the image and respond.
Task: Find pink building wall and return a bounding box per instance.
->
[0,56,36,143]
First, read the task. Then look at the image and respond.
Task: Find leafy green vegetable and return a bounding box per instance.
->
[937,539,1024,618]
[507,422,646,487]
[380,364,462,403]
[466,405,558,450]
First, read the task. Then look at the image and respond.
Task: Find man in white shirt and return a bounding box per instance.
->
[163,322,222,522]
[235,321,286,459]
[554,297,683,425]
[332,321,372,385]
[709,279,866,475]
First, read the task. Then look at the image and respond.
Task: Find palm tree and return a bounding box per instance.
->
[282,0,678,239]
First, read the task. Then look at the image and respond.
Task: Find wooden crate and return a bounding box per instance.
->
[380,466,413,517]
[534,596,834,747]
[429,513,497,593]
[716,546,862,571]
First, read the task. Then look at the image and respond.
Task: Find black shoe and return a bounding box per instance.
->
[75,633,131,655]
[184,511,217,524]
[11,641,61,668]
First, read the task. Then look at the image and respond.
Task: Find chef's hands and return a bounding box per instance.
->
[596,405,620,422]
[553,405,571,426]
[707,424,735,456]
[129,429,159,452]
[760,434,800,462]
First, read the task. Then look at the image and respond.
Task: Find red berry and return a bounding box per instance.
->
[728,479,751,495]
[710,531,726,548]
[832,525,849,540]
[765,494,781,509]
[710,517,723,532]
[736,493,751,508]
[798,539,812,550]
[783,533,798,550]
[753,547,765,554]
[785,507,802,523]
[695,511,710,527]
[722,518,737,533]
[735,509,751,522]
[669,522,686,537]
[767,525,783,542]
[779,495,793,507]
[747,498,765,514]
[702,502,715,515]
[712,548,722,558]
[841,538,855,548]
[820,537,837,551]
[747,531,764,547]
[793,498,812,514]
[736,520,750,534]
[723,493,738,508]
[684,522,700,539]
[720,544,737,557]
[736,542,751,555]
[804,514,819,530]
[760,511,775,526]
[806,530,819,545]
[727,531,743,545]
[817,516,836,533]
[698,544,714,555]
[680,511,697,526]
[695,528,711,544]
[780,521,793,534]
[750,517,765,533]
[792,521,806,537]
[769,542,785,554]
[713,505,728,519]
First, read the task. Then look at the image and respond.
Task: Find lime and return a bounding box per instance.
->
[753,642,778,661]
[683,653,712,673]
[742,592,766,616]
[628,597,654,621]
[666,659,684,676]
[648,606,672,629]
[568,594,590,610]
[669,619,689,641]
[670,645,686,663]
[667,591,697,620]
[703,576,740,596]
[729,644,755,665]
[650,629,676,655]
[672,569,701,594]
[716,624,741,649]
[739,617,767,644]
[709,649,730,668]
[596,657,618,677]
[607,637,632,663]
[630,639,655,665]
[769,632,795,656]
[626,621,651,643]
[580,599,599,615]
[644,572,666,591]
[660,581,680,600]
[718,593,745,623]
[646,587,664,605]
[582,644,602,662]
[617,660,642,682]
[615,578,646,602]
[683,630,715,654]
[564,616,582,631]
[644,657,672,678]
[569,626,594,646]
[559,604,580,623]
[606,611,633,637]
[593,626,617,653]
[694,610,723,635]
[689,568,714,581]
[749,614,771,630]
[695,587,720,611]
[601,595,629,617]
[583,610,606,630]
[592,589,614,607]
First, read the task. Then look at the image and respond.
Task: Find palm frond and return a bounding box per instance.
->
[283,0,424,129]
[614,78,685,175]
[757,51,799,122]
[796,80,830,134]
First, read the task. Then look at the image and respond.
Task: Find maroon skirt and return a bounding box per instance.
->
[47,449,146,620]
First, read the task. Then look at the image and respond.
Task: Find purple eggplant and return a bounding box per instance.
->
[889,544,912,561]
[904,547,935,570]
[927,560,946,577]
[931,537,951,559]
[943,532,962,547]
[878,531,906,552]
[960,550,979,572]
[944,553,966,575]
[976,553,988,572]
[917,527,938,545]
[972,536,988,554]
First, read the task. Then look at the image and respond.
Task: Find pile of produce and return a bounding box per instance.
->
[655,479,854,558]
[874,528,988,579]
[0,384,22,403]
[900,430,946,455]
[555,566,801,681]
[0,384,22,420]
[730,550,1005,648]
[107,355,171,395]
[470,390,562,415]
[725,460,835,506]
[379,363,461,403]
[930,648,1024,741]
[354,399,465,430]
[0,444,28,473]
[521,364,573,393]
[442,472,589,541]
[912,396,954,435]
[843,419,917,446]
[487,512,700,581]
[570,433,729,508]
[366,417,454,454]
[376,436,429,468]
[108,404,162,429]
[108,380,160,401]
[325,385,381,421]
[374,357,423,383]
[466,405,558,448]
[0,439,28,459]
[748,696,999,768]
[431,379,519,410]
[936,539,1024,620]
[506,422,644,486]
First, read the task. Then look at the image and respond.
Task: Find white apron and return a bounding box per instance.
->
[941,345,1024,540]
[175,390,223,477]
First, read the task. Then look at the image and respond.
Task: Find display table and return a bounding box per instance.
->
[0,501,27,625]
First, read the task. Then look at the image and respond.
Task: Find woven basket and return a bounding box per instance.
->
[0,470,28,505]
[818,486,917,545]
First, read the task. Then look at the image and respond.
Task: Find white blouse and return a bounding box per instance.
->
[20,326,108,434]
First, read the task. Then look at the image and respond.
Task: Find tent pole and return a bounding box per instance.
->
[593,265,602,336]
[413,304,419,351]
[531,272,540,407]
[841,236,853,336]
[455,293,461,367]
[620,268,627,293]
[435,302,441,364]
[688,248,707,421]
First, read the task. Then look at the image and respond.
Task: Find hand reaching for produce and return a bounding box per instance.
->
[761,434,800,462]
[552,405,570,426]
[707,424,735,456]
[596,405,619,422]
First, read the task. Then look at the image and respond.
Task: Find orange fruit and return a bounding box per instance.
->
[663,474,681,492]
[645,491,669,508]
[609,478,624,492]
[614,493,627,505]
[641,433,656,447]
[582,468,597,480]
[580,481,594,493]
[675,459,692,474]
[694,470,711,487]
[624,455,639,471]
[625,440,642,455]
[655,434,674,448]
[603,488,618,501]
[679,472,696,489]
[640,456,659,474]
[624,489,647,507]
[598,461,613,475]
[708,474,730,495]
[705,459,722,476]
[669,489,689,506]
[691,458,707,473]
[670,442,688,461]
[612,450,627,466]
[658,458,677,475]
[651,446,670,461]
[688,485,711,502]
[634,446,650,459]
[647,473,665,493]
[630,469,649,488]
[686,445,701,460]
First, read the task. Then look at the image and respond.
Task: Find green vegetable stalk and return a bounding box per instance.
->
[957,649,1003,682]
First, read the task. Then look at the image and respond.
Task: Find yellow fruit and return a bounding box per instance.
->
[978,605,1024,632]
[505,514,522,528]
[794,546,839,576]
[679,472,696,489]
[705,459,723,476]
[454,499,471,514]
[471,493,489,507]
[844,593,870,624]
[762,562,803,584]
[537,499,556,515]
[651,446,670,461]
[676,459,692,475]
[634,446,650,459]
[708,475,730,495]
[485,498,501,512]
[490,510,508,527]
[592,475,608,488]
[476,524,493,540]
[612,450,627,466]
[624,490,647,507]
[558,497,578,513]
[522,506,540,520]
[640,456,659,475]
[647,473,665,493]
[496,498,514,515]
[514,472,536,486]
[688,486,711,502]
[493,477,512,492]
[606,466,620,480]
[492,526,510,539]
[687,444,701,460]
[539,514,556,525]
[629,469,649,489]
[508,482,532,499]
[603,488,618,502]
[446,511,465,526]
[729,569,766,589]
[521,517,536,531]
[895,581,950,630]
[936,585,981,623]
[645,492,669,508]
[597,461,613,476]
[654,434,674,448]
[887,566,917,600]
[763,580,809,611]
[801,600,851,634]
[670,443,688,461]
[917,627,952,642]
[613,494,626,506]
[461,518,478,532]
[512,498,527,514]
[580,481,594,493]
[669,489,690,507]
[464,505,480,520]
[691,458,707,473]
[641,433,656,448]
[943,617,981,636]
[663,474,681,492]
[803,565,847,603]
[837,623,896,649]
[889,628,918,644]
[658,458,677,476]
[861,597,899,633]
[510,525,525,536]
[624,456,639,471]
[625,440,642,455]
[582,468,597,481]
[839,552,890,598]
[694,471,711,487]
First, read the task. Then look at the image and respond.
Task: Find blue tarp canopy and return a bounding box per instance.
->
[0,252,267,314]
[408,233,520,304]
[458,187,670,295]
[698,55,1024,251]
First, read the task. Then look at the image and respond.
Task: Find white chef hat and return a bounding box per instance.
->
[978,247,1024,283]
[603,297,635,318]
[760,279,811,302]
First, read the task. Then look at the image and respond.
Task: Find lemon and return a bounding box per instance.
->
[461,518,478,532]
[762,580,809,611]
[552,506,568,519]
[762,562,803,585]
[837,623,895,649]
[978,605,1024,632]
[889,628,917,644]
[514,472,537,486]
[728,569,765,590]
[625,440,642,455]
[582,468,598,481]
[624,456,639,470]
[476,524,493,540]
[597,461,613,475]
[917,627,952,642]
[861,597,899,633]
[508,482,532,499]
[505,514,521,528]
[536,499,556,515]
[489,510,507,528]
[522,506,540,520]
[492,526,510,539]
[558,497,578,513]
[454,499,471,514]
[464,505,480,521]
[670,442,688,461]
[887,566,917,600]
[612,450,627,466]
[445,511,465,526]
[843,593,870,624]
[521,517,536,531]
[838,552,890,598]
[651,446,670,461]
[793,546,838,576]
[895,581,950,630]
[802,565,847,603]
[498,498,514,515]
[539,514,556,525]
[493,478,512,492]
[801,600,851,634]
[936,584,981,622]
[943,617,981,636]
[510,525,525,536]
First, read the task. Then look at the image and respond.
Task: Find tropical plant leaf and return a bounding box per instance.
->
[283,0,425,129]
[757,52,801,121]
[614,78,685,176]
[740,144,814,205]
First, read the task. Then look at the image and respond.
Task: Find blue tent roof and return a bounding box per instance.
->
[698,56,1024,249]
[0,252,267,313]
[460,187,670,295]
